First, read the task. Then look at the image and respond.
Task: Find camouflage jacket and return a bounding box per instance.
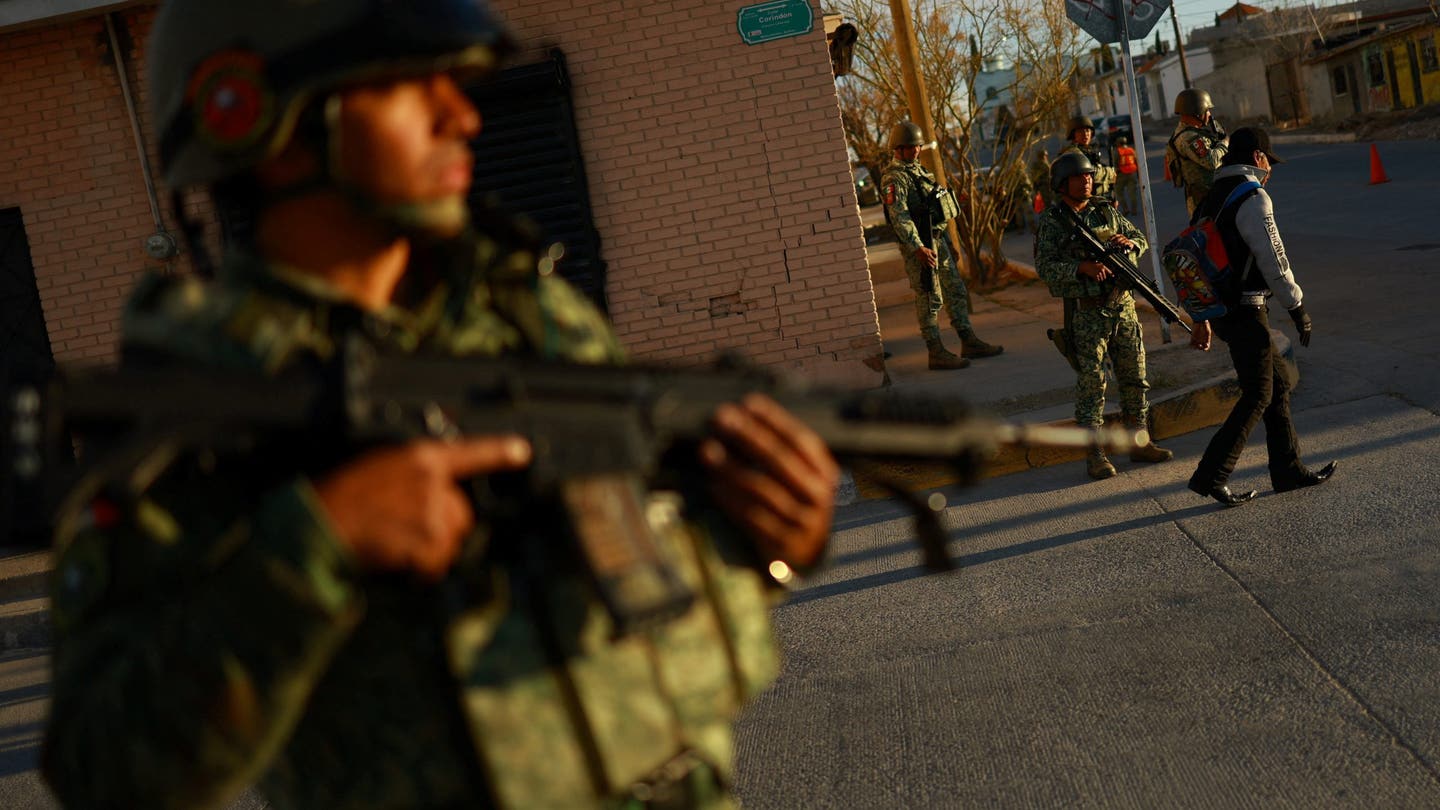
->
[881,158,948,253]
[43,230,778,810]
[1166,123,1227,199]
[1060,143,1117,196]
[1034,198,1147,301]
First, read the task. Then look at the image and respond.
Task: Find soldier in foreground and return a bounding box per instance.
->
[41,1,839,808]
[1165,88,1229,215]
[1034,153,1173,480]
[881,120,1003,370]
[1059,116,1116,202]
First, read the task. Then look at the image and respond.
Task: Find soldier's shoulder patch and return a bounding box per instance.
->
[1188,137,1209,158]
[884,182,897,206]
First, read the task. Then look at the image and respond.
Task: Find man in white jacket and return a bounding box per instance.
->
[1186,127,1337,507]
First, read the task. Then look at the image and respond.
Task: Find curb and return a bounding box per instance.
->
[0,550,52,653]
[853,329,1296,500]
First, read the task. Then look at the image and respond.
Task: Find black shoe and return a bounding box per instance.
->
[1188,480,1258,507]
[1273,461,1338,493]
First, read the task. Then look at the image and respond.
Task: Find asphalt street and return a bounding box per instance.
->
[734,141,1440,807]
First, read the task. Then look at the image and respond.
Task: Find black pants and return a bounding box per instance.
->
[1190,304,1306,489]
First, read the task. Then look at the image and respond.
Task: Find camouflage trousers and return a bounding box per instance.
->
[902,234,972,342]
[1072,297,1150,428]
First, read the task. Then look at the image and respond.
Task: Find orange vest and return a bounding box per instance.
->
[1117,147,1138,175]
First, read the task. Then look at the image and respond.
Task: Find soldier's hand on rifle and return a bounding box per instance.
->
[700,394,839,570]
[916,247,938,269]
[315,436,532,580]
[1078,260,1111,282]
[1190,320,1213,352]
[1108,234,1137,251]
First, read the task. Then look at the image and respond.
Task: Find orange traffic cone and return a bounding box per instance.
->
[1032,192,1044,214]
[1369,144,1390,185]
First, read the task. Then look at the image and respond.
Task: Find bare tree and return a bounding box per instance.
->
[833,0,1085,286]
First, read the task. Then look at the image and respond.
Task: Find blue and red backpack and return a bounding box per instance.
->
[1161,180,1261,321]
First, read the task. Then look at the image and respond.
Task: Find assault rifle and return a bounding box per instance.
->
[3,344,1137,634]
[1056,205,1192,334]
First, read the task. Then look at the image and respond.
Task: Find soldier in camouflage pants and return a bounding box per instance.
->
[43,2,839,808]
[1035,152,1173,480]
[882,121,1003,369]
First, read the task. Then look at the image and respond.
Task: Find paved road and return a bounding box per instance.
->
[734,142,1440,808]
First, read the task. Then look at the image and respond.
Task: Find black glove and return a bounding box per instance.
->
[1288,304,1312,347]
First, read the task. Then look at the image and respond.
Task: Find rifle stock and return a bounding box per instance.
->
[6,347,1140,632]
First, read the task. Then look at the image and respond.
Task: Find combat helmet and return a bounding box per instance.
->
[1065,115,1095,140]
[1050,151,1095,193]
[889,120,926,149]
[149,0,514,189]
[1173,88,1214,119]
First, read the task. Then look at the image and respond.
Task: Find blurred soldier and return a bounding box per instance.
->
[41,1,839,808]
[882,120,1003,369]
[1113,135,1140,216]
[1028,144,1052,210]
[1034,152,1173,480]
[1186,127,1336,507]
[1165,88,1229,215]
[1060,115,1116,201]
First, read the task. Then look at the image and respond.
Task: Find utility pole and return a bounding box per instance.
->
[1170,4,1192,88]
[886,0,965,270]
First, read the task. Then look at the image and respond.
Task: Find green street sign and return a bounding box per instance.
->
[737,0,813,46]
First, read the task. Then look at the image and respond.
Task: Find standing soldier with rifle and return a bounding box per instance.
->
[882,120,1004,370]
[1060,115,1116,202]
[1034,153,1175,480]
[1165,88,1229,215]
[41,1,841,808]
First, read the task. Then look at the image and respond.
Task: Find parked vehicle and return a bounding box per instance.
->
[1105,115,1133,147]
[854,165,881,206]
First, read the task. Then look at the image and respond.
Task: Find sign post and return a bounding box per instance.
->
[1064,0,1176,342]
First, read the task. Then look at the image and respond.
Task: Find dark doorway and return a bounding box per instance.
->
[0,209,55,543]
[466,49,607,311]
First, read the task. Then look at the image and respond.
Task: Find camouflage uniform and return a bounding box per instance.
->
[43,228,778,809]
[1034,199,1152,428]
[1167,124,1228,215]
[1060,143,1116,200]
[881,157,973,342]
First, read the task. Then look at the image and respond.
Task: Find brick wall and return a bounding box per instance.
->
[492,0,883,387]
[0,5,198,365]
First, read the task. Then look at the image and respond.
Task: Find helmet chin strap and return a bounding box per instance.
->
[260,93,471,241]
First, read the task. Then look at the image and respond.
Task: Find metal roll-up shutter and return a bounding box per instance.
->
[467,49,607,311]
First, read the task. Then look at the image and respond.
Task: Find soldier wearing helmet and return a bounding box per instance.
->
[880,120,1003,369]
[1034,152,1173,480]
[41,2,838,808]
[1165,88,1229,215]
[1059,115,1117,201]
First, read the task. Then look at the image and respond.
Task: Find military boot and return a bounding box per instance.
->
[1126,419,1174,463]
[1086,449,1117,480]
[959,331,1004,359]
[927,343,970,370]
